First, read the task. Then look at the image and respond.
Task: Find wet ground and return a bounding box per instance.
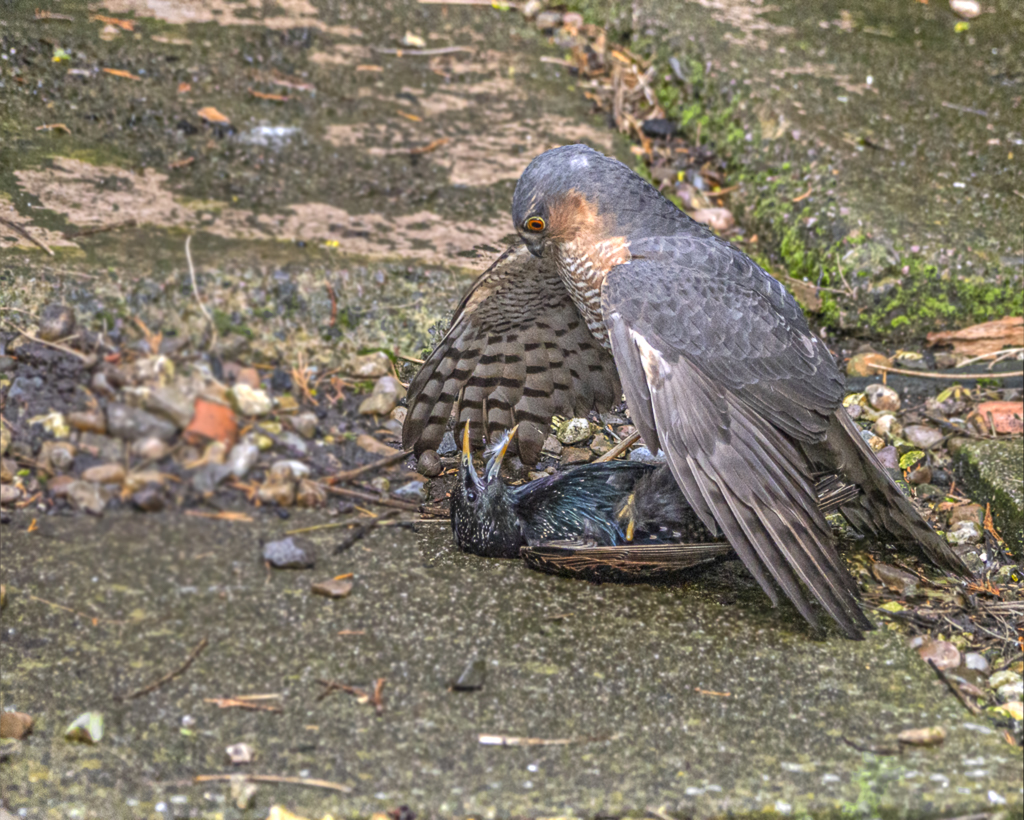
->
[2,510,1022,819]
[2,0,1023,817]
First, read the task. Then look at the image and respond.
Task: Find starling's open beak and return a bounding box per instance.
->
[461,421,482,486]
[484,424,518,482]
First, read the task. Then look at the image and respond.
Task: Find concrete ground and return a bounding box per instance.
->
[2,511,1022,819]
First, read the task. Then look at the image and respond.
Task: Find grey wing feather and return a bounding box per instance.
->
[403,243,622,464]
[603,239,871,638]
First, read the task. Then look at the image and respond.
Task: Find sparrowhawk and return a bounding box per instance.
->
[404,144,971,639]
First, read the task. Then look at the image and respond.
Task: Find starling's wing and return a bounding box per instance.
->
[403,243,621,464]
[603,236,871,638]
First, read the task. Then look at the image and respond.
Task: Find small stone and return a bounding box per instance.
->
[203,440,229,465]
[106,403,177,442]
[131,486,166,512]
[225,742,253,765]
[906,465,932,485]
[949,0,982,20]
[64,711,103,744]
[903,424,944,450]
[0,711,34,739]
[262,536,313,568]
[229,384,273,417]
[369,476,390,494]
[990,670,1022,691]
[947,503,984,528]
[520,0,543,19]
[897,726,946,747]
[872,414,901,439]
[590,434,614,456]
[560,446,593,465]
[945,520,982,546]
[0,421,9,456]
[290,411,318,439]
[865,383,901,412]
[437,431,458,456]
[232,779,258,810]
[846,352,890,378]
[0,356,13,373]
[688,207,735,232]
[29,411,70,440]
[864,434,888,454]
[997,680,1024,703]
[417,450,442,477]
[358,391,396,416]
[346,352,390,378]
[191,463,231,494]
[917,639,960,671]
[226,440,260,478]
[451,659,487,691]
[561,10,584,27]
[123,470,166,493]
[389,406,408,425]
[66,480,108,515]
[542,435,563,457]
[47,474,75,498]
[79,432,125,462]
[556,417,596,446]
[0,457,16,482]
[964,652,990,673]
[275,430,309,456]
[311,577,353,597]
[37,303,76,342]
[233,367,261,389]
[295,478,327,507]
[629,446,665,464]
[257,477,296,506]
[845,403,862,420]
[90,370,117,397]
[131,354,174,385]
[276,394,299,414]
[534,9,562,28]
[67,410,107,434]
[0,484,22,505]
[38,440,76,474]
[131,436,171,461]
[270,460,310,481]
[81,463,126,485]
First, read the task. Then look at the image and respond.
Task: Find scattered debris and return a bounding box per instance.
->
[64,711,104,744]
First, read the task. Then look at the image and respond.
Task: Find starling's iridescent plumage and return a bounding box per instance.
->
[450,426,710,559]
[407,144,972,639]
[451,425,860,576]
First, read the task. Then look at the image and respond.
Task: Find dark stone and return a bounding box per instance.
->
[130,486,166,512]
[641,118,677,138]
[417,450,442,477]
[451,659,486,691]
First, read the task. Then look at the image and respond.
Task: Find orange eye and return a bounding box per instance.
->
[524,216,546,232]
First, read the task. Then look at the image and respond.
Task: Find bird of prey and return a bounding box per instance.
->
[405,144,971,639]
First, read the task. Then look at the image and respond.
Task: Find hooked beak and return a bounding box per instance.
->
[484,424,518,482]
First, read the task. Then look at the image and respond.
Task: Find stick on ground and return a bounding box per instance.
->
[126,636,208,699]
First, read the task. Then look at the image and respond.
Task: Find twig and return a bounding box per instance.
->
[593,430,642,463]
[372,46,474,56]
[184,235,215,349]
[194,774,350,794]
[0,215,55,256]
[321,484,423,512]
[927,658,982,716]
[955,347,1024,369]
[410,137,449,155]
[28,594,124,624]
[204,698,282,712]
[334,511,399,553]
[126,637,208,699]
[327,449,412,484]
[941,101,988,117]
[396,353,425,364]
[791,186,813,203]
[867,363,1023,380]
[15,330,95,364]
[478,733,621,746]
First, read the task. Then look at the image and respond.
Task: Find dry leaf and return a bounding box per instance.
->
[926,316,1024,357]
[177,82,192,94]
[970,401,1024,435]
[197,106,231,125]
[249,89,289,102]
[91,14,134,30]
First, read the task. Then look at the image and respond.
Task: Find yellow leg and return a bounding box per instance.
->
[617,493,637,542]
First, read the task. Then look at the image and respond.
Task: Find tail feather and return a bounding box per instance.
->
[814,412,972,576]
